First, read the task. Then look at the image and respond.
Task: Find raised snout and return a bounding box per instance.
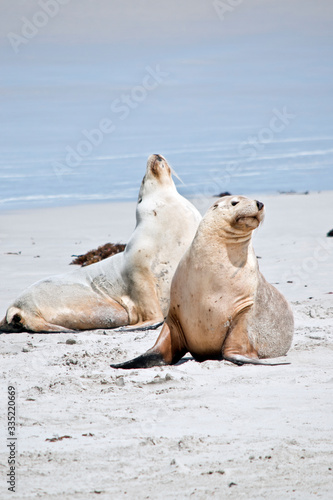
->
[147,153,166,166]
[146,154,171,181]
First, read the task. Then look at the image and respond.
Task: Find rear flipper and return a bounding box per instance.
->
[223,354,290,366]
[113,320,164,333]
[223,308,290,366]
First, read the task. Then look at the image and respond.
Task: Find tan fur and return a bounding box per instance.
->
[112,196,294,368]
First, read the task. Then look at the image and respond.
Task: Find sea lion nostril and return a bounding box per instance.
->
[256,201,264,211]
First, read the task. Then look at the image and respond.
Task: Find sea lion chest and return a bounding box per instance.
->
[170,239,258,355]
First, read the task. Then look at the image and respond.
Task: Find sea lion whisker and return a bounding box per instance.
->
[170,164,185,185]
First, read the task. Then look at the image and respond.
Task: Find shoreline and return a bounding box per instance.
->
[1,191,333,314]
[0,188,329,214]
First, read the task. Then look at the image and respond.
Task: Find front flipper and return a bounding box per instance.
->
[111,350,166,369]
[111,321,186,369]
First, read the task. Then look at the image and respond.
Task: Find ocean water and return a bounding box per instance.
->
[1,34,332,210]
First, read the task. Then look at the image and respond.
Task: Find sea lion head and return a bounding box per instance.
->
[147,154,172,180]
[138,154,174,201]
[144,154,173,185]
[209,195,265,237]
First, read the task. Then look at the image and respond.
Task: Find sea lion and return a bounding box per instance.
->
[111,195,294,368]
[0,154,201,333]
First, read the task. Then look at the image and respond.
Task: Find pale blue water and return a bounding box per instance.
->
[1,34,332,210]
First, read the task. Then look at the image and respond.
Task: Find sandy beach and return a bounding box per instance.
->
[0,191,333,499]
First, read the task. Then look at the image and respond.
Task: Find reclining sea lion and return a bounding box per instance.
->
[0,154,201,333]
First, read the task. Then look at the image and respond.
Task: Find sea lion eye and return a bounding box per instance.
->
[231,200,239,206]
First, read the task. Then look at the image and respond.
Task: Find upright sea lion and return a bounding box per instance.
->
[111,196,294,368]
[0,154,201,333]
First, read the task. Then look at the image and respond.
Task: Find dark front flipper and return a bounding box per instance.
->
[111,350,166,370]
[111,321,186,369]
[223,354,290,366]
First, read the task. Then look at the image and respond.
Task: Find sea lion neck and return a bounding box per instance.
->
[138,175,176,202]
[197,217,254,247]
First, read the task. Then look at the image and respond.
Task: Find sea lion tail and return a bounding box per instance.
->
[223,354,290,366]
[111,350,166,370]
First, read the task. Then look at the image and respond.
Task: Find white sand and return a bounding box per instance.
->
[0,192,333,499]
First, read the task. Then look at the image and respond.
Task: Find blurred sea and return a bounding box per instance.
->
[1,34,332,210]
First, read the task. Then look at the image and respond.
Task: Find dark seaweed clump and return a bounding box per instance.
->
[70,243,126,267]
